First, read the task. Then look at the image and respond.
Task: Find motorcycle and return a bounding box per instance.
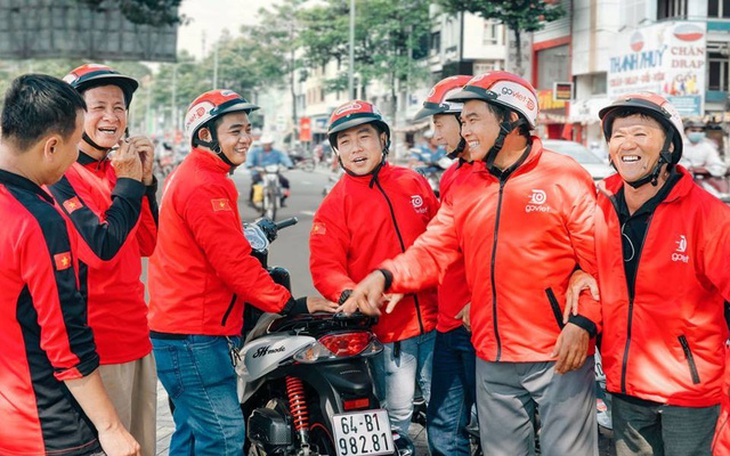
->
[413,156,454,198]
[252,165,286,221]
[690,167,730,203]
[239,218,411,456]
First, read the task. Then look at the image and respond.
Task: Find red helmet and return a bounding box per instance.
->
[184,89,259,147]
[446,71,539,129]
[327,100,390,150]
[599,92,684,163]
[63,64,138,107]
[414,75,473,121]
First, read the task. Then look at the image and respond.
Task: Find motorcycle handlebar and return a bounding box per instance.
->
[275,217,298,230]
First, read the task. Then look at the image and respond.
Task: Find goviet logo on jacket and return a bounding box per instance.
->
[410,195,427,214]
[672,234,689,263]
[525,189,550,213]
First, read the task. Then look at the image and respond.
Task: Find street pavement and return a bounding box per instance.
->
[151,166,614,455]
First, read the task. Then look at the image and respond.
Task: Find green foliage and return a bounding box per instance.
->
[76,0,185,27]
[296,0,431,114]
[436,0,565,31]
[437,0,565,75]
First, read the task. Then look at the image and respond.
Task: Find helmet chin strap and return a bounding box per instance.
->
[197,127,237,170]
[448,113,466,160]
[623,130,675,189]
[484,119,520,171]
[82,131,113,154]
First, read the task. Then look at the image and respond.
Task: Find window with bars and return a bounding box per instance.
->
[708,0,730,17]
[657,0,688,19]
[709,51,729,91]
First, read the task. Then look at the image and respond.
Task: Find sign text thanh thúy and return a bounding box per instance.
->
[610,47,667,73]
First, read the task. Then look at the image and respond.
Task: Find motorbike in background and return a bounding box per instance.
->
[240,218,412,456]
[413,156,454,198]
[252,165,286,221]
[690,167,730,203]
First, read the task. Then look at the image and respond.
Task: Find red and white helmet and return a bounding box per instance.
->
[327,100,390,150]
[414,75,472,121]
[599,92,684,163]
[63,63,139,107]
[184,89,259,147]
[446,71,539,129]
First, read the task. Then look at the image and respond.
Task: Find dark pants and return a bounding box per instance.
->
[613,393,719,456]
[427,327,477,456]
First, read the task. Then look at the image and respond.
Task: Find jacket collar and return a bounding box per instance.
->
[473,136,543,178]
[0,168,54,203]
[190,147,234,174]
[600,165,693,205]
[344,161,393,185]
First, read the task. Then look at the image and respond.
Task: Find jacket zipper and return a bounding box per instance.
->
[678,335,701,384]
[221,294,237,326]
[545,288,565,330]
[490,179,507,360]
[374,179,425,334]
[609,195,654,394]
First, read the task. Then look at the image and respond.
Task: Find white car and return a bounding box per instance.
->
[543,139,615,182]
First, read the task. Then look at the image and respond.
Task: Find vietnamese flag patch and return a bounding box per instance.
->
[211,198,232,212]
[62,196,83,214]
[54,252,72,271]
[311,222,326,235]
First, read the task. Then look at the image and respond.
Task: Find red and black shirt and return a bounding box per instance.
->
[0,169,101,455]
[47,152,158,364]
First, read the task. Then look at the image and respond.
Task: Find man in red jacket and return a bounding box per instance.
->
[309,100,439,441]
[345,72,601,456]
[0,74,139,456]
[413,75,478,456]
[49,63,158,455]
[148,89,333,455]
[570,93,730,456]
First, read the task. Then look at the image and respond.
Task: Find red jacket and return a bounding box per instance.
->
[436,160,473,333]
[48,152,157,364]
[596,167,730,407]
[0,170,101,455]
[148,148,294,336]
[382,138,600,362]
[713,350,730,455]
[310,163,439,343]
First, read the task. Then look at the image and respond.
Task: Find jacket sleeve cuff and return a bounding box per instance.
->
[145,176,158,196]
[112,177,146,200]
[282,296,309,315]
[377,269,393,291]
[569,314,597,338]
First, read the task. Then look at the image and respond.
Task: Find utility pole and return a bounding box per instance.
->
[213,41,219,90]
[348,0,355,98]
[171,64,177,134]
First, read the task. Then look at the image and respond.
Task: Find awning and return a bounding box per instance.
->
[395,120,430,133]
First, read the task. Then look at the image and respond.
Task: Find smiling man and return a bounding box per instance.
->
[49,63,159,456]
[343,72,601,456]
[309,100,439,446]
[148,89,333,455]
[569,92,730,456]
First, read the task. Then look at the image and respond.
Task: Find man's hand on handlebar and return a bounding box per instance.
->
[338,271,389,316]
[306,296,338,313]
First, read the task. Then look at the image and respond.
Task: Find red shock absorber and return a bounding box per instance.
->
[286,376,310,432]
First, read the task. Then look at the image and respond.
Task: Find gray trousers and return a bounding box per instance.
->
[476,357,598,456]
[612,393,719,456]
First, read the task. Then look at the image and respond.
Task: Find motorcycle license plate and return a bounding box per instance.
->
[332,409,394,456]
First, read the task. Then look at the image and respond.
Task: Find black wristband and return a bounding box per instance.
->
[568,314,597,338]
[377,269,393,291]
[338,289,353,305]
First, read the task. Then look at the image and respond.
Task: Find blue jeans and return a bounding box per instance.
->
[372,330,435,435]
[152,335,244,456]
[427,327,477,456]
